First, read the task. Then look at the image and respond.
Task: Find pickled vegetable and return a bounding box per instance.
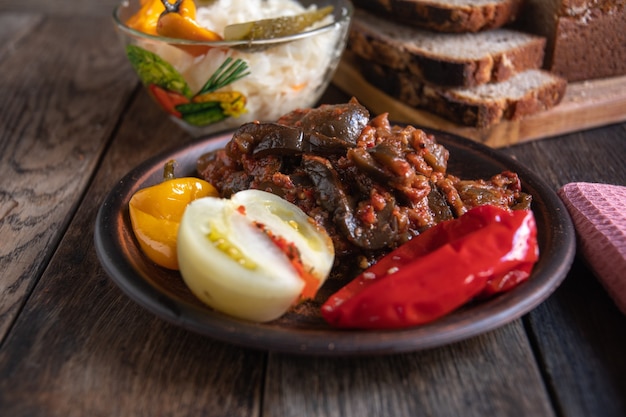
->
[128,160,218,270]
[126,45,193,97]
[125,0,166,35]
[156,0,222,56]
[223,6,333,41]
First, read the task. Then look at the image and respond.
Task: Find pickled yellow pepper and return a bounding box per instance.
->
[129,160,218,270]
[126,0,222,56]
[156,0,222,56]
[125,0,165,35]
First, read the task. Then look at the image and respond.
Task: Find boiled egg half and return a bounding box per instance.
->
[177,189,334,322]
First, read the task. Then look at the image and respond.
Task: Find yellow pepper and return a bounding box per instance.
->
[192,91,247,118]
[125,0,166,35]
[156,0,222,56]
[129,160,218,270]
[126,0,222,56]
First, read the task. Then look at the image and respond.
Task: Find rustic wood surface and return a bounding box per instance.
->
[1,4,625,417]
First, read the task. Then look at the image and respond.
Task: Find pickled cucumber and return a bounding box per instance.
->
[223,6,333,41]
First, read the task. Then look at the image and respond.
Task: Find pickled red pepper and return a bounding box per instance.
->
[321,205,539,329]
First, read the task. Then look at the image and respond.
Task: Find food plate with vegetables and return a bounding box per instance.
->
[95,125,575,355]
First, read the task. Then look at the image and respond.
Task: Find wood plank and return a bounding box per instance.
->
[500,126,626,417]
[0,0,119,16]
[0,90,263,417]
[265,323,555,417]
[334,57,626,147]
[0,12,43,60]
[0,14,137,341]
[528,261,626,417]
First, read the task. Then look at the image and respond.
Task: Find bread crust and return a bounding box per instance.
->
[357,56,567,128]
[352,0,524,32]
[349,11,546,88]
[515,0,626,81]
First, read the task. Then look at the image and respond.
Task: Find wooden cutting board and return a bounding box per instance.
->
[333,57,626,148]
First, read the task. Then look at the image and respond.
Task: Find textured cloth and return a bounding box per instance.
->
[558,183,626,314]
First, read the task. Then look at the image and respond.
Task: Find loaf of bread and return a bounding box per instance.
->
[515,0,626,81]
[349,9,546,88]
[351,0,524,32]
[357,55,567,128]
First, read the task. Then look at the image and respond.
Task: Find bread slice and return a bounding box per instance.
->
[357,56,567,128]
[515,0,626,81]
[351,0,524,32]
[349,9,546,88]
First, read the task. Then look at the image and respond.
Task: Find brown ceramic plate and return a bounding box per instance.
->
[95,130,575,355]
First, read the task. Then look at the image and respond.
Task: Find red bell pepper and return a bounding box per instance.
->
[321,205,539,329]
[149,84,189,117]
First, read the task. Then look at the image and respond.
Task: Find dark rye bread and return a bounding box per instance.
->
[351,0,524,32]
[349,9,546,88]
[357,56,567,128]
[515,0,626,81]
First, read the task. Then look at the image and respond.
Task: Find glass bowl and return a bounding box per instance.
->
[113,0,353,136]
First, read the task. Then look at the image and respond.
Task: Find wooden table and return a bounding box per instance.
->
[1,3,625,416]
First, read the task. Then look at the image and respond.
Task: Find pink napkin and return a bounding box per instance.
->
[558,183,626,314]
